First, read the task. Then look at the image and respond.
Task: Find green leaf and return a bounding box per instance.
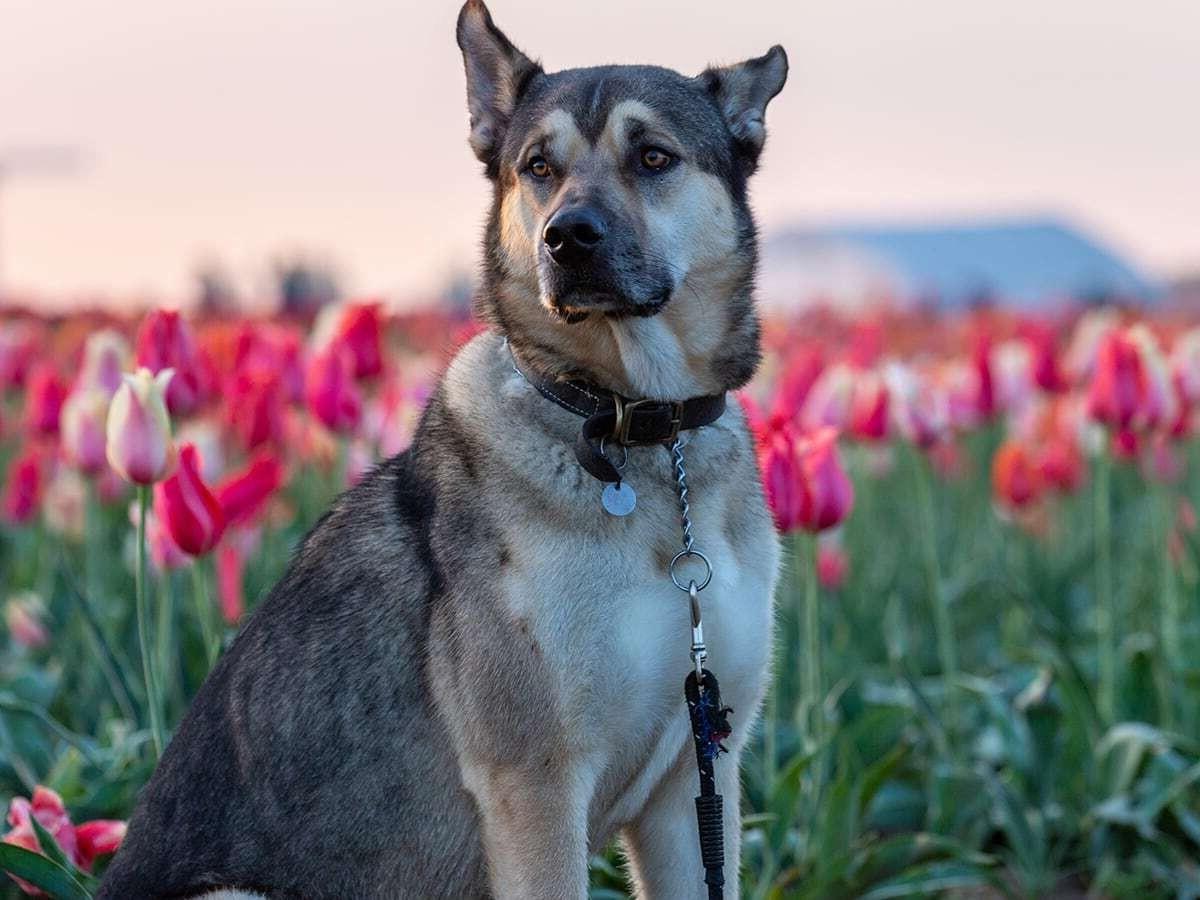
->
[858,860,1005,899]
[28,815,77,874]
[0,844,92,900]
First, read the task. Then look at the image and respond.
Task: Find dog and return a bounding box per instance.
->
[97,2,785,897]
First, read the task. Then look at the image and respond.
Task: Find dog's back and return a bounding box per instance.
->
[97,451,488,899]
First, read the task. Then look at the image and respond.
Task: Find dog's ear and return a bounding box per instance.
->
[456,0,542,168]
[699,45,788,172]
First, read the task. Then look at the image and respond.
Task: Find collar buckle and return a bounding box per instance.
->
[614,397,686,446]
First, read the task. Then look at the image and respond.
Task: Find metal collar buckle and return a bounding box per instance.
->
[613,397,685,446]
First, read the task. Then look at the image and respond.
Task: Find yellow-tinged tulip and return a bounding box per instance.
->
[106,368,175,485]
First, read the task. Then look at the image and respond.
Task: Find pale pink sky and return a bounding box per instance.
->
[2,0,1197,306]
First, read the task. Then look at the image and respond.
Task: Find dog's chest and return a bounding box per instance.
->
[491,437,777,835]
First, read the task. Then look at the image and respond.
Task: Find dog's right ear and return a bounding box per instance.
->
[456,0,541,168]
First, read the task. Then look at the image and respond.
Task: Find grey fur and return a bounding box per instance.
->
[99,3,785,897]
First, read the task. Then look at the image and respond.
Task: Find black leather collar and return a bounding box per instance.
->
[511,349,727,483]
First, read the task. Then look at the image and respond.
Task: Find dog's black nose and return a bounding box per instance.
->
[543,208,607,265]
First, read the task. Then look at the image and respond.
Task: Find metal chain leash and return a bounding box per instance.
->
[668,438,713,680]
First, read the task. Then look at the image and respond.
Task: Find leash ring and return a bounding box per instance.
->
[670,548,712,592]
[598,435,629,471]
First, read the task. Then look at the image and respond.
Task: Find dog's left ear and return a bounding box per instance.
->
[457,0,542,169]
[699,45,788,172]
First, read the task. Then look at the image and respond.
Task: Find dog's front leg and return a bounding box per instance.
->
[622,747,743,900]
[467,762,591,900]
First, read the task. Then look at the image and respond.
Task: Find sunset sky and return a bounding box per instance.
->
[2,0,1197,306]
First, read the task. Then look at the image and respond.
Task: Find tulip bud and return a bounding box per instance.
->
[305,345,362,434]
[1085,330,1145,431]
[816,538,849,590]
[153,443,225,556]
[5,592,49,649]
[61,388,111,475]
[758,426,806,532]
[106,368,175,485]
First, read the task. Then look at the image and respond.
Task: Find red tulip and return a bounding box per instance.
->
[227,368,285,452]
[332,302,384,380]
[3,786,126,890]
[972,332,997,420]
[216,453,284,527]
[135,309,204,416]
[1038,437,1086,494]
[794,427,855,532]
[23,364,67,438]
[849,372,889,442]
[305,345,362,434]
[1019,320,1066,393]
[992,440,1042,510]
[1086,330,1145,431]
[2,447,44,525]
[153,443,225,556]
[758,426,806,532]
[816,540,848,590]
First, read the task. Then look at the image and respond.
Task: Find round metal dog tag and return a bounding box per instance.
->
[601,481,636,516]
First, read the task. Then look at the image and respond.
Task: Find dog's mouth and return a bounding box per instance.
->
[546,289,672,323]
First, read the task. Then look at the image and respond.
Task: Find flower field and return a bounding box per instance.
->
[2,300,1199,898]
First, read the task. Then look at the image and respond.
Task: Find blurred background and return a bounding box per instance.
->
[2,0,1197,313]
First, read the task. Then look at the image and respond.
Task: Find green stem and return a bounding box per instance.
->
[1094,447,1116,724]
[135,485,165,758]
[1156,485,1180,730]
[798,532,823,748]
[155,570,175,723]
[914,452,959,728]
[191,558,219,668]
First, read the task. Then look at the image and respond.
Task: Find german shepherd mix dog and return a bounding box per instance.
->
[98,2,785,897]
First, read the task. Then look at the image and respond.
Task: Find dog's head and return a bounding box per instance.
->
[457,0,787,398]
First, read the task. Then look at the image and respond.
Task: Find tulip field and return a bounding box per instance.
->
[2,301,1200,899]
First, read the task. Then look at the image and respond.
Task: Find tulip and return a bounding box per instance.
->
[333,302,384,380]
[2,447,44,525]
[1019,320,1067,393]
[816,538,848,590]
[3,786,126,889]
[1038,437,1086,494]
[216,453,285,527]
[758,426,806,532]
[305,345,362,434]
[5,592,48,649]
[42,468,87,540]
[76,329,131,396]
[147,509,190,572]
[106,368,175,485]
[885,362,949,450]
[800,362,855,432]
[992,440,1042,511]
[1086,330,1145,431]
[60,388,111,475]
[1170,328,1200,407]
[794,427,855,533]
[0,321,39,390]
[22,364,67,437]
[135,308,204,416]
[972,332,997,420]
[1126,324,1178,432]
[153,443,225,556]
[991,340,1036,415]
[227,368,285,452]
[848,371,889,442]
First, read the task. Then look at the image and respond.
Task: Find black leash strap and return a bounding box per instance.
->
[685,669,733,900]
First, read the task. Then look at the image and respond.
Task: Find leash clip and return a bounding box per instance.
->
[689,581,707,682]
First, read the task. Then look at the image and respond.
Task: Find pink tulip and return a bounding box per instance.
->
[758,425,807,532]
[3,786,126,892]
[1086,330,1145,431]
[216,453,284,528]
[794,427,855,532]
[849,371,890,442]
[333,302,385,380]
[135,309,204,416]
[106,368,175,485]
[76,329,131,396]
[801,362,855,432]
[5,593,49,649]
[60,389,111,475]
[217,541,246,625]
[305,345,362,434]
[816,539,848,590]
[153,443,225,556]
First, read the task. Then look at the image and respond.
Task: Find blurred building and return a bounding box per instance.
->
[759,215,1162,311]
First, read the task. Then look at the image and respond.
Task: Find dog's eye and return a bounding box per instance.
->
[527,156,551,178]
[640,147,673,172]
